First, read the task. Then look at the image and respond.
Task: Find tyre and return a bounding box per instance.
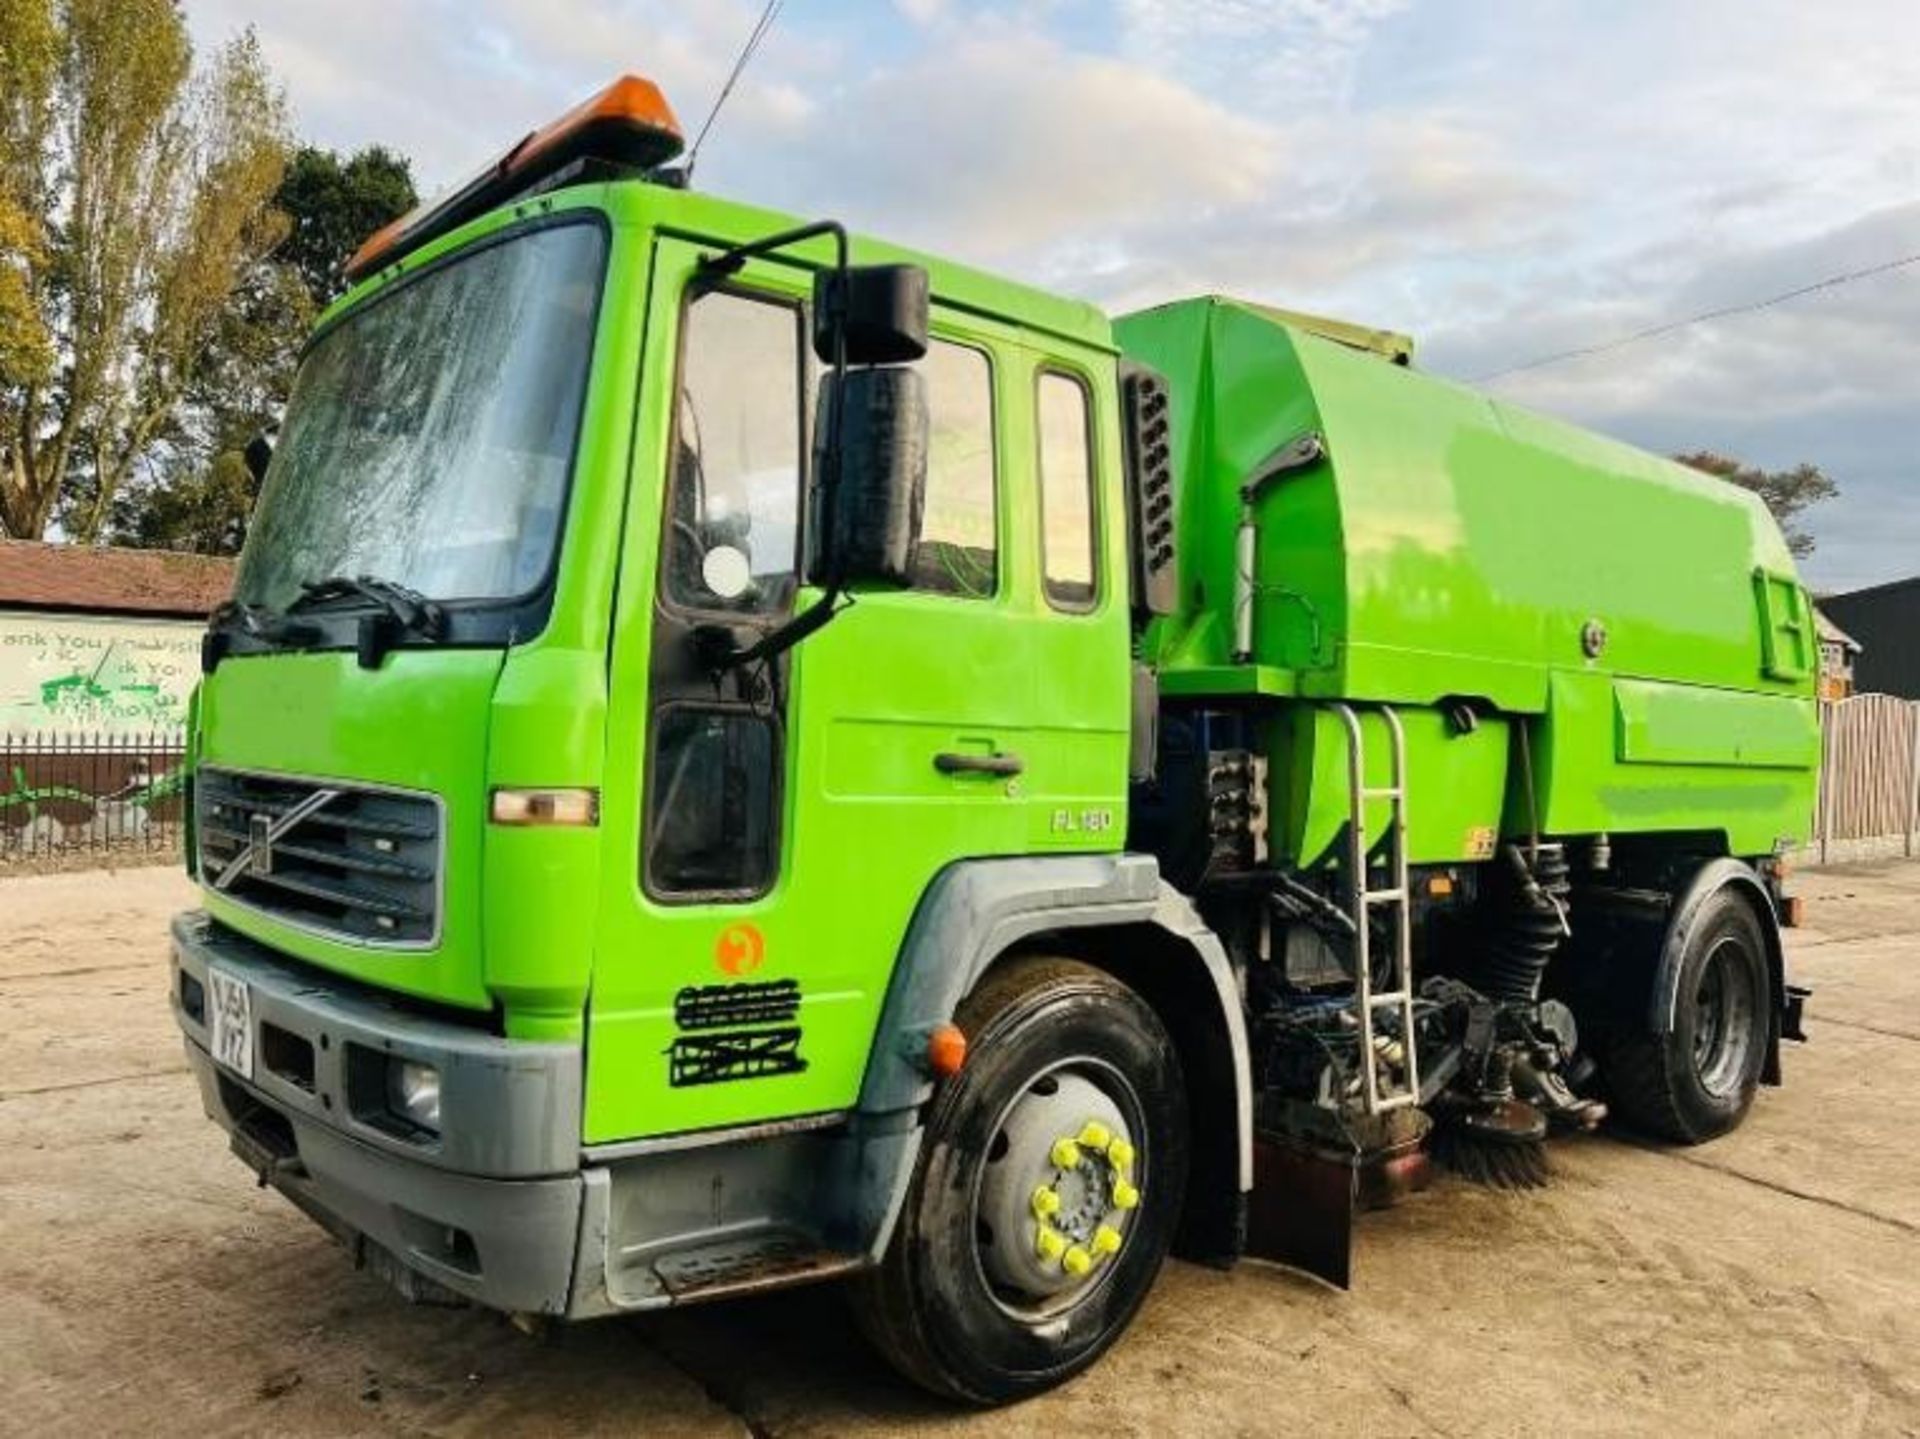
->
[1604,886,1771,1143]
[850,955,1189,1405]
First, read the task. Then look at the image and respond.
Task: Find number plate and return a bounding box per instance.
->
[206,967,254,1080]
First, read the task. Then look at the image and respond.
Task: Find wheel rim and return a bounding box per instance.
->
[970,1058,1145,1323]
[1691,936,1759,1097]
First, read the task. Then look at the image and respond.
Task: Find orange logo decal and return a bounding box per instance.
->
[714,922,766,976]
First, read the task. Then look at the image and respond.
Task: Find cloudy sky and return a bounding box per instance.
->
[186,0,1920,593]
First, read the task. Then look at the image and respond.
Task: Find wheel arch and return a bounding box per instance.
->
[854,854,1252,1263]
[1649,857,1788,1084]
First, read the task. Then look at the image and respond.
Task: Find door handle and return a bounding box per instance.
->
[934,750,1024,778]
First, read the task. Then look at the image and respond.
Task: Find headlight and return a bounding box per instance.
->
[387,1058,441,1133]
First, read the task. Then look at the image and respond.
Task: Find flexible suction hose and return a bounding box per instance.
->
[1484,842,1571,1004]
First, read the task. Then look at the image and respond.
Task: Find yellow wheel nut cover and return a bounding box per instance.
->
[1107,1138,1136,1172]
[1113,1178,1141,1210]
[1035,1226,1067,1263]
[1077,1121,1112,1152]
[1031,1184,1061,1219]
[1063,1245,1093,1277]
[1092,1224,1122,1256]
[1049,1138,1081,1169]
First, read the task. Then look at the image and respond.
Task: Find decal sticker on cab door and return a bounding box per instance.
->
[666,978,808,1086]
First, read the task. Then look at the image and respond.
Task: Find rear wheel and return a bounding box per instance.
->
[1605,887,1771,1143]
[850,955,1188,1405]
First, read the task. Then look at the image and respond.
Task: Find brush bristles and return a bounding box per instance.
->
[1428,1124,1551,1190]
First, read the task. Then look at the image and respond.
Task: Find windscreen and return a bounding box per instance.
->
[234,221,607,612]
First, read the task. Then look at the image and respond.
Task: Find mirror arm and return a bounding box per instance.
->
[692,216,925,674]
[697,219,848,281]
[695,589,849,675]
[698,214,858,602]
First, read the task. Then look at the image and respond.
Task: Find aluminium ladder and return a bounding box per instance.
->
[1331,703,1420,1114]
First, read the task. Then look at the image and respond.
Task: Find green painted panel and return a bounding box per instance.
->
[1753,568,1816,681]
[1613,679,1819,770]
[1271,702,1509,868]
[1536,670,1816,854]
[196,647,503,1010]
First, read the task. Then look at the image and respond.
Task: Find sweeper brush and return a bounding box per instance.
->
[1428,1099,1551,1190]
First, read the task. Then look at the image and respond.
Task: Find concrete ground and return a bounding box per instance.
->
[5,861,1920,1438]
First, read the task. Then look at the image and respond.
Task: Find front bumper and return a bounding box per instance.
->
[170,911,585,1314]
[170,911,919,1318]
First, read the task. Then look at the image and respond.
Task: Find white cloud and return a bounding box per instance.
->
[1430,201,1920,591]
[757,22,1286,263]
[1118,0,1411,105]
[178,0,1920,589]
[184,0,825,186]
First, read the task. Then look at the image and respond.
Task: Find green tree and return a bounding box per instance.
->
[276,146,417,308]
[0,0,294,542]
[0,0,60,399]
[107,145,417,554]
[106,258,312,553]
[1673,451,1838,559]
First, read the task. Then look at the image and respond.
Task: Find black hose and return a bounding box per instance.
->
[1484,842,1570,1004]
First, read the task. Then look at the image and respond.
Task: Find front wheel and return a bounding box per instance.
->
[1604,886,1772,1143]
[850,955,1189,1405]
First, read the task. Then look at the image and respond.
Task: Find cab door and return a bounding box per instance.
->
[585,235,1033,1142]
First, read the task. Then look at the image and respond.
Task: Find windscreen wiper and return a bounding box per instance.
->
[289,574,449,668]
[290,574,449,633]
[203,600,322,672]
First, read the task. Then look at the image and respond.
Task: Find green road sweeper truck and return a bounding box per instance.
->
[170,73,1817,1404]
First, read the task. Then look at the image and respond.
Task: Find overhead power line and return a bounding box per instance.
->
[1473,246,1920,384]
[685,0,785,181]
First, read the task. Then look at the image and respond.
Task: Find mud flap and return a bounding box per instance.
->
[1245,1128,1431,1290]
[1247,1132,1358,1289]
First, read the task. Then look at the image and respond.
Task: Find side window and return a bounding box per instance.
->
[646,283,800,902]
[912,340,997,597]
[645,706,778,898]
[665,288,804,615]
[1037,370,1098,611]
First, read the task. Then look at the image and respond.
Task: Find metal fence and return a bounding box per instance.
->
[0,730,189,861]
[1812,693,1920,864]
[3,699,1916,868]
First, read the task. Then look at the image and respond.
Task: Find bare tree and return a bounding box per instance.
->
[1674,451,1838,560]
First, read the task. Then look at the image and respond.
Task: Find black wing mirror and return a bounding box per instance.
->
[808,261,931,589]
[809,366,928,589]
[689,228,932,672]
[813,264,929,366]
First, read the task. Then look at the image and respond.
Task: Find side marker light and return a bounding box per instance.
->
[926,1023,968,1078]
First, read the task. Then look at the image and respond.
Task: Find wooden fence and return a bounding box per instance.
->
[1811,693,1920,864]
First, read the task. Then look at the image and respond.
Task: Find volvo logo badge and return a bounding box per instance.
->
[212,787,340,893]
[248,812,274,875]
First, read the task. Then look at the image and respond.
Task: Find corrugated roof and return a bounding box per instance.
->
[0,540,235,618]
